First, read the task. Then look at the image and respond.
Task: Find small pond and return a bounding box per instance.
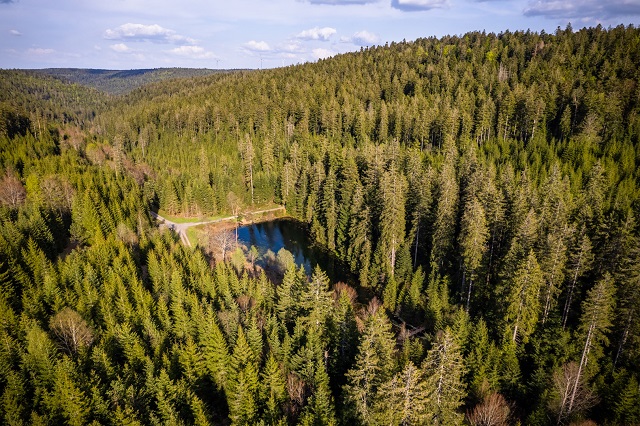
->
[237,218,355,285]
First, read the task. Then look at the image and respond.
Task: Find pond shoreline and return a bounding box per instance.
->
[199,207,290,234]
[235,217,359,287]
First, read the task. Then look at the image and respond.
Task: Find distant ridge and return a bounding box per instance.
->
[31,68,233,95]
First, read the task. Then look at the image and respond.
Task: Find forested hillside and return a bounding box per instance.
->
[33,68,227,95]
[1,24,640,425]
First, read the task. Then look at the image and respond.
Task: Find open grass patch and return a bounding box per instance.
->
[157,209,224,224]
[186,227,200,247]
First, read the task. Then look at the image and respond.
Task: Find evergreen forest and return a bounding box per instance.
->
[1,24,640,425]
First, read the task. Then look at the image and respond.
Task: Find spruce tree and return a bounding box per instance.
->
[422,328,466,425]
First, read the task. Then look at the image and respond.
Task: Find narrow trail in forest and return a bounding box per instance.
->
[151,206,285,247]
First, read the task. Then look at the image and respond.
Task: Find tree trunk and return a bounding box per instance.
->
[569,322,593,412]
[614,308,634,368]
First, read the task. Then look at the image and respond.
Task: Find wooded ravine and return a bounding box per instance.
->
[1,24,639,425]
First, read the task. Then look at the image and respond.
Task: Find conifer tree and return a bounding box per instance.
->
[562,232,594,329]
[459,196,489,312]
[227,327,260,424]
[336,155,359,259]
[261,353,287,424]
[199,309,230,390]
[377,166,407,283]
[540,230,568,325]
[373,361,430,425]
[343,300,397,424]
[301,266,333,332]
[431,136,459,271]
[505,250,543,344]
[614,238,640,368]
[567,273,616,415]
[321,168,338,252]
[301,357,337,426]
[423,328,466,425]
[347,184,373,287]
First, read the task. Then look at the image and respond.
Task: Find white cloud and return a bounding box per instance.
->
[244,40,271,52]
[524,0,640,20]
[27,48,55,55]
[296,26,337,41]
[104,23,196,44]
[279,41,304,53]
[110,43,130,53]
[305,0,377,4]
[391,0,449,11]
[312,48,334,59]
[342,30,379,45]
[168,45,216,59]
[9,29,21,36]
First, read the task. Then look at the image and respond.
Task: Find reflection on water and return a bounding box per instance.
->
[237,218,354,284]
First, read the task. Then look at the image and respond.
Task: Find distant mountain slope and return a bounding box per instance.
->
[32,68,231,95]
[0,69,107,135]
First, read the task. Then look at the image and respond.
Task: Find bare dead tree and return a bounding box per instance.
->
[550,362,596,425]
[40,175,75,213]
[467,392,511,426]
[227,191,242,243]
[49,307,94,355]
[207,228,236,261]
[0,171,26,208]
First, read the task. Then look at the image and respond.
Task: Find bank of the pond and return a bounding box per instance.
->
[235,217,358,288]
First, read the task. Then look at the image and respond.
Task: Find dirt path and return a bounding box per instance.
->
[151,206,285,247]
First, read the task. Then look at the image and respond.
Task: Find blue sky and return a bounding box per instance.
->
[1,0,639,70]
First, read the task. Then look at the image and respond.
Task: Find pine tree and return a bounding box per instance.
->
[373,361,430,425]
[459,196,489,313]
[566,273,616,415]
[505,250,543,344]
[343,300,397,424]
[613,236,640,368]
[612,373,640,425]
[347,184,373,287]
[331,284,359,380]
[239,133,255,204]
[378,166,407,282]
[562,232,594,330]
[199,308,230,390]
[303,357,337,426]
[227,327,260,424]
[422,328,466,425]
[336,155,359,259]
[261,353,287,423]
[425,266,451,333]
[405,154,432,268]
[276,265,305,328]
[540,230,568,325]
[321,168,338,252]
[431,136,459,271]
[466,318,500,402]
[301,266,333,332]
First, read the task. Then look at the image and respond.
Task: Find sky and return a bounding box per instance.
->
[1,0,640,70]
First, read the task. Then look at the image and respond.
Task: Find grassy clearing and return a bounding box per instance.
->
[158,205,285,225]
[157,210,224,223]
[186,227,200,247]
